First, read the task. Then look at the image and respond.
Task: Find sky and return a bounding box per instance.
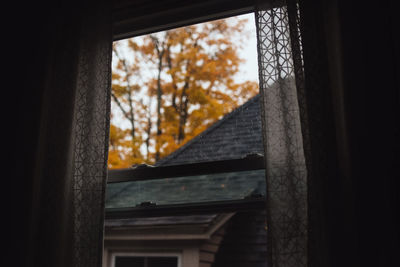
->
[231,13,259,84]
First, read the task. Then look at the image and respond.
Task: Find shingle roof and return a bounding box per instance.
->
[155,94,263,166]
[105,169,265,209]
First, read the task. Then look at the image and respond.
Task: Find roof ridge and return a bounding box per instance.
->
[155,94,260,166]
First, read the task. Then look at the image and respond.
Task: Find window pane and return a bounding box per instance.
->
[115,256,144,267]
[106,169,265,209]
[114,256,177,267]
[148,257,178,267]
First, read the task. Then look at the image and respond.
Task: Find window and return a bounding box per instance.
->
[106,1,307,267]
[105,9,268,267]
[112,253,181,267]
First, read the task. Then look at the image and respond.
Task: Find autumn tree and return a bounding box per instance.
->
[109,17,258,169]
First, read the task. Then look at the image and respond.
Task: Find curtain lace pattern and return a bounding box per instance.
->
[71,1,112,266]
[255,1,308,266]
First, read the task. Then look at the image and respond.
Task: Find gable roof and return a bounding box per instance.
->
[156,94,264,166]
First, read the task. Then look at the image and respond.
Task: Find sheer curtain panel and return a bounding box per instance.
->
[255,0,308,266]
[72,1,112,266]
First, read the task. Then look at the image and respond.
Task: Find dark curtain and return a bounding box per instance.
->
[26,1,112,266]
[255,0,389,267]
[255,0,347,265]
[298,1,400,267]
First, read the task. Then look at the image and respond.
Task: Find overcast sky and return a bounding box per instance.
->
[232,13,259,84]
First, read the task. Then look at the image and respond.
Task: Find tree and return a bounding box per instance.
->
[109,17,258,169]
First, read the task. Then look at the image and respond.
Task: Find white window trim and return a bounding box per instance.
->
[111,251,182,267]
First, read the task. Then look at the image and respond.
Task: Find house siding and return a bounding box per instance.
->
[199,225,227,267]
[212,211,267,267]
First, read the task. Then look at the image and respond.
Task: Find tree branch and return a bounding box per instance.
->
[113,46,136,138]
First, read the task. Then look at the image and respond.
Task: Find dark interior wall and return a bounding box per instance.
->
[7,3,52,267]
[302,1,399,266]
[6,1,83,266]
[335,0,399,266]
[308,0,399,266]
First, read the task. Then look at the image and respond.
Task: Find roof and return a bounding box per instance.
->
[105,213,235,240]
[105,169,265,209]
[155,94,264,166]
[105,94,265,210]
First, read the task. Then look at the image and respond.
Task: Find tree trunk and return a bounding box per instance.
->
[152,36,165,161]
[177,78,190,143]
[145,108,152,162]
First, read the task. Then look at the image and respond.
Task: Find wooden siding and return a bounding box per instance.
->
[212,211,267,267]
[199,226,227,267]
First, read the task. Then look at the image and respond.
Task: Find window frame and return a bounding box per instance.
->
[112,0,259,41]
[107,156,265,183]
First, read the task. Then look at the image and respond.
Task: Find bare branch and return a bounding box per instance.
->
[113,46,136,138]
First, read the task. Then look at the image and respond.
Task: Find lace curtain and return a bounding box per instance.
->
[255,1,308,266]
[71,1,112,266]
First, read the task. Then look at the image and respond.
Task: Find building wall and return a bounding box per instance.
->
[103,211,267,267]
[199,225,227,267]
[103,217,230,267]
[213,211,267,267]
